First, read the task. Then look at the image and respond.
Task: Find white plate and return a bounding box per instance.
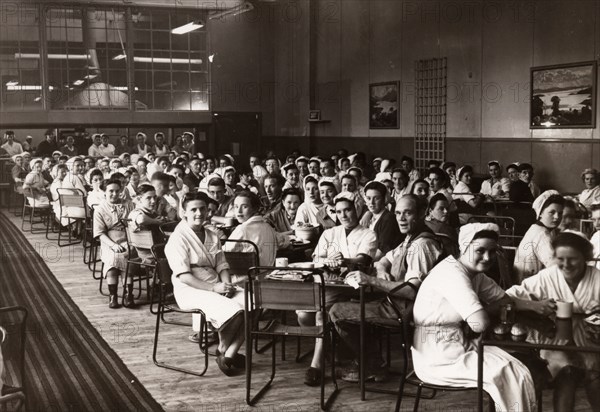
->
[288,262,324,269]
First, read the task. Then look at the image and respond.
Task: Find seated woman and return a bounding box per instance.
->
[11,154,27,194]
[125,167,141,198]
[93,179,135,308]
[412,223,537,411]
[578,168,600,210]
[302,191,378,386]
[514,190,564,283]
[507,232,600,412]
[480,161,510,198]
[295,174,322,227]
[425,193,459,255]
[64,157,88,194]
[340,173,366,218]
[23,158,51,206]
[223,190,289,267]
[315,178,339,230]
[452,165,485,223]
[86,169,105,208]
[410,178,430,201]
[359,181,401,256]
[265,187,302,235]
[165,192,246,376]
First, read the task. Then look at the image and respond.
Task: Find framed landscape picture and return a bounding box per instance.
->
[530,61,597,129]
[369,81,399,129]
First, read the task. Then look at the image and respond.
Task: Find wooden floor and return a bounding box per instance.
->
[2,209,594,411]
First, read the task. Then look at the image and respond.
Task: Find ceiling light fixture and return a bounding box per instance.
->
[133,56,202,64]
[5,81,19,86]
[113,54,127,61]
[84,74,97,80]
[6,85,54,91]
[15,53,90,60]
[73,80,84,86]
[171,20,204,35]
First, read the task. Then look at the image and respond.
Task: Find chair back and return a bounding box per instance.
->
[151,243,173,284]
[385,282,416,358]
[57,188,86,215]
[122,219,155,250]
[247,266,324,312]
[467,214,516,245]
[222,239,260,278]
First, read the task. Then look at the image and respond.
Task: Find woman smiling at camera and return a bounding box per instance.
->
[165,191,246,376]
[514,190,564,283]
[223,190,289,267]
[412,223,537,412]
[507,232,600,412]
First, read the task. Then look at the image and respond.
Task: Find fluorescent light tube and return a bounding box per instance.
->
[133,56,202,64]
[171,20,204,35]
[73,80,84,86]
[15,53,90,60]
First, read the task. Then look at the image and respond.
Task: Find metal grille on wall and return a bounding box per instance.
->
[414,57,447,172]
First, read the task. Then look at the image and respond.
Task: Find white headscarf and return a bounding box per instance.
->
[532,190,561,219]
[334,191,356,204]
[458,223,500,255]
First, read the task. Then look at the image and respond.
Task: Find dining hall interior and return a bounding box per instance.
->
[2,0,600,411]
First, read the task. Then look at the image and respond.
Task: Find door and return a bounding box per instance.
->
[212,112,261,164]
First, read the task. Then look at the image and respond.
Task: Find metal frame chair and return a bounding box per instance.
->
[0,306,28,412]
[21,186,52,234]
[121,219,157,306]
[385,283,500,412]
[55,188,87,247]
[10,182,24,216]
[151,243,210,376]
[244,266,339,410]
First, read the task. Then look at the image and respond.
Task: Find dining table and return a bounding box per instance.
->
[477,312,600,412]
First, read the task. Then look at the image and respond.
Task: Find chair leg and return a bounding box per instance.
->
[413,385,422,412]
[247,334,277,406]
[320,326,339,410]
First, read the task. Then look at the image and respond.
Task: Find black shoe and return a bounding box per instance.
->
[215,355,239,377]
[123,293,135,308]
[188,332,200,343]
[109,294,120,309]
[304,367,322,387]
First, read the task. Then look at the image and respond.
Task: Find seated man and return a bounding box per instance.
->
[206,176,234,217]
[509,163,540,203]
[261,173,284,214]
[301,191,377,387]
[330,194,444,382]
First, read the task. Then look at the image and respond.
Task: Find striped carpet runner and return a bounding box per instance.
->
[0,212,163,412]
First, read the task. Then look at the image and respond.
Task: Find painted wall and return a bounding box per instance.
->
[264,0,600,192]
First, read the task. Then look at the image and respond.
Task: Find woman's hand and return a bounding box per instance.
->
[532,299,557,317]
[212,282,235,296]
[111,243,126,253]
[324,252,344,268]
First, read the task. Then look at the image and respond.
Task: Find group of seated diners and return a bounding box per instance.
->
[6,138,600,411]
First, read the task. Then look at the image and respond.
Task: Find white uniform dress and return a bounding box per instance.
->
[514,223,554,283]
[224,216,289,267]
[412,256,537,412]
[296,202,323,227]
[166,220,244,329]
[579,186,600,209]
[507,265,600,377]
[480,178,510,197]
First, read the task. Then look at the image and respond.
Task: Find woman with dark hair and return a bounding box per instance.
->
[508,232,600,412]
[315,178,339,230]
[425,193,458,243]
[359,181,401,256]
[264,187,303,234]
[480,161,510,198]
[514,190,565,282]
[410,178,430,201]
[412,223,537,411]
[223,190,289,266]
[452,165,484,208]
[93,179,134,308]
[166,191,246,376]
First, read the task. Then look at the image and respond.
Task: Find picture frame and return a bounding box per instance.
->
[308,110,321,121]
[369,81,400,129]
[530,61,597,129]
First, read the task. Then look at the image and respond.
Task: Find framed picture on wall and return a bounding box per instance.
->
[369,81,400,129]
[530,61,597,129]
